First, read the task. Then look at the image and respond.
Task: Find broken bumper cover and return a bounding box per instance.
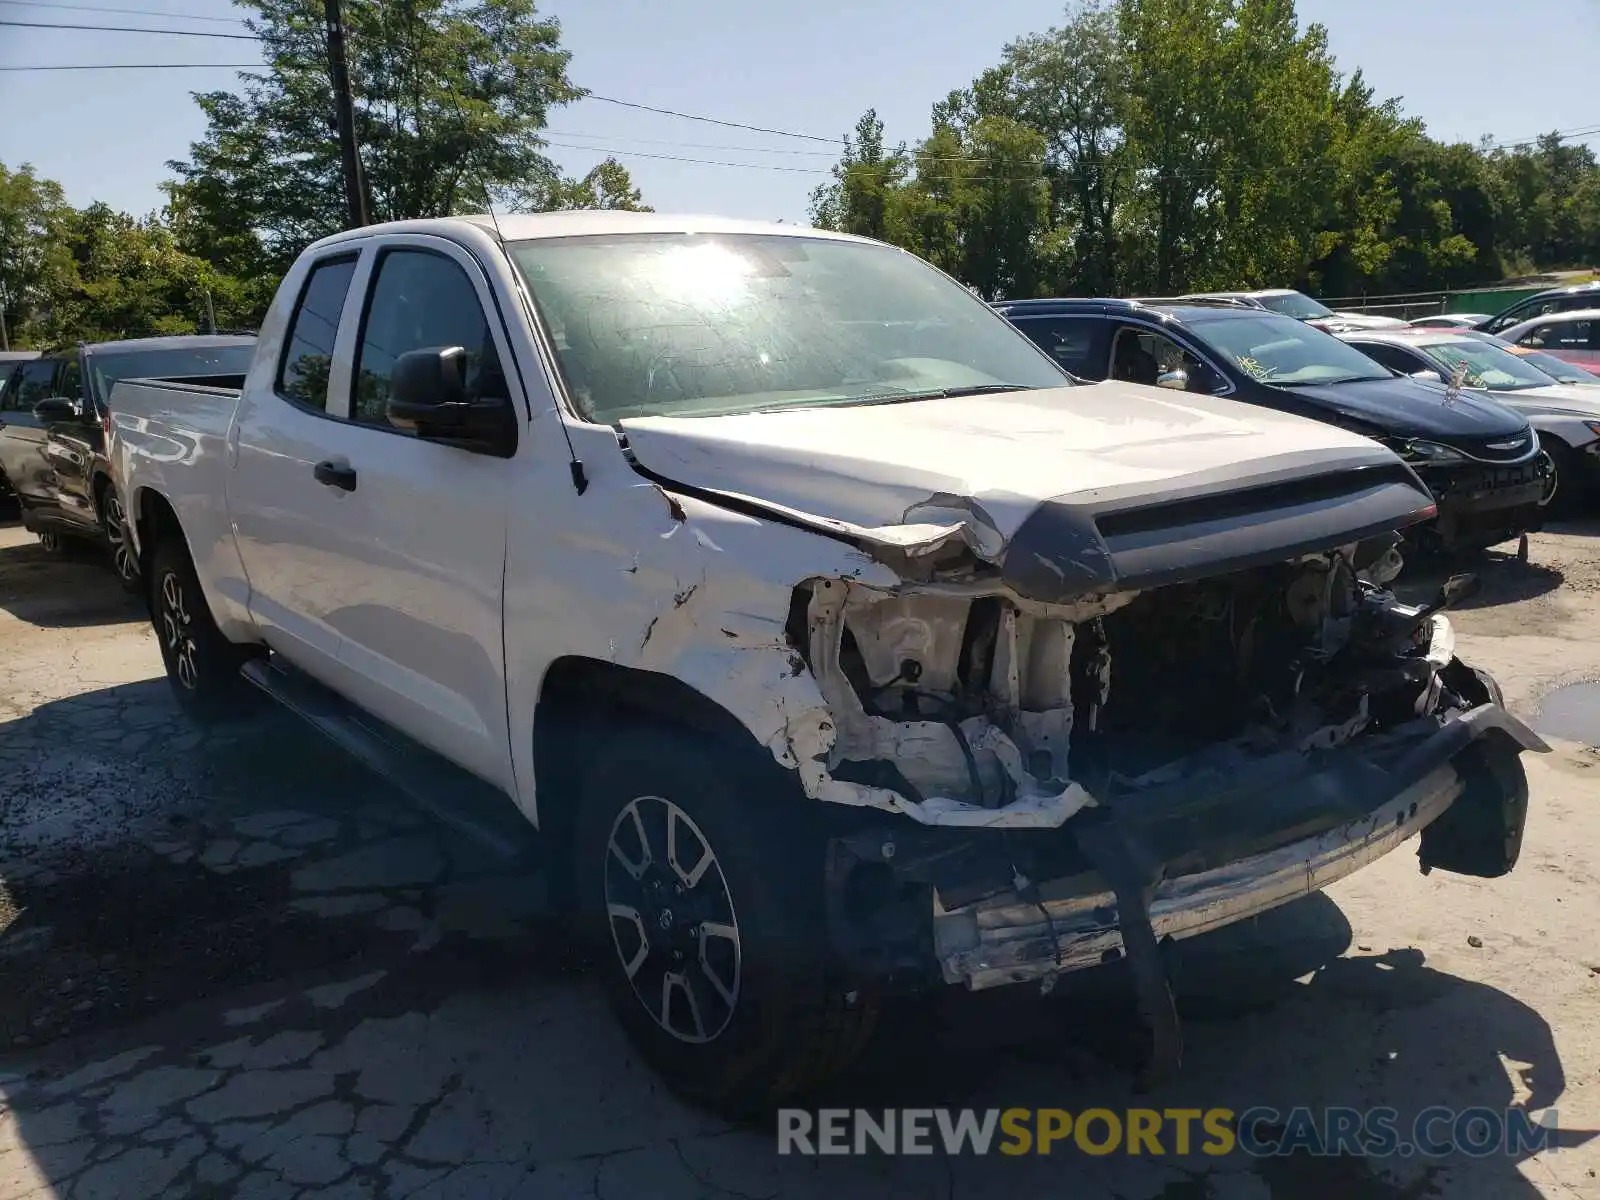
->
[825,702,1546,993]
[1421,455,1554,547]
[938,759,1459,989]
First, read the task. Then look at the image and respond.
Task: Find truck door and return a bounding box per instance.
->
[230,251,363,685]
[232,237,516,791]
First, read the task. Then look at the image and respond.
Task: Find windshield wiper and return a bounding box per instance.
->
[1273,376,1384,388]
[848,383,1041,406]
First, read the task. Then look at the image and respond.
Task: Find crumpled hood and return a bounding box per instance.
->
[620,382,1404,543]
[1280,376,1529,442]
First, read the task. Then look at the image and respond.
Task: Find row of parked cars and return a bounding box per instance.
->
[5,281,1594,599]
[0,335,257,589]
[997,283,1600,555]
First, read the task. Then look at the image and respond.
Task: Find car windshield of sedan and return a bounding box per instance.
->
[1254,291,1336,320]
[1414,338,1557,391]
[1188,313,1392,385]
[507,233,1069,421]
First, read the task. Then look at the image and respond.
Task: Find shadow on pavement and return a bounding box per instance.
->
[1397,551,1565,611]
[0,683,1584,1199]
[0,533,143,629]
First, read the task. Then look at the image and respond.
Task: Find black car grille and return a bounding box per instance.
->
[1447,429,1537,463]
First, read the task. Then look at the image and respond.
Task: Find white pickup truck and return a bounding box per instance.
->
[108,213,1545,1115]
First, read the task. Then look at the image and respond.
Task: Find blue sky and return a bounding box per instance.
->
[1,0,1598,224]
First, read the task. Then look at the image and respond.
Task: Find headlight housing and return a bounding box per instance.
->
[1398,439,1468,463]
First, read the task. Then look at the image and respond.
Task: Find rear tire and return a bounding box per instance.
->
[572,726,877,1118]
[148,536,258,720]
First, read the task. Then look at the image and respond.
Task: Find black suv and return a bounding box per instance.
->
[997,299,1553,553]
[0,335,255,587]
[1475,281,1600,336]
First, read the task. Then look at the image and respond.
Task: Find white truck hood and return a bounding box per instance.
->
[620,381,1403,543]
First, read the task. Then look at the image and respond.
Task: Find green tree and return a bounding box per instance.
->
[809,109,909,240]
[168,0,611,270]
[548,157,653,210]
[997,1,1132,293]
[0,163,75,349]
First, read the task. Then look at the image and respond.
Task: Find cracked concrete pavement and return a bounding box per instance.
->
[1,518,1599,1199]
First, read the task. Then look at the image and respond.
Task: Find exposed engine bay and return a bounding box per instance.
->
[789,538,1465,825]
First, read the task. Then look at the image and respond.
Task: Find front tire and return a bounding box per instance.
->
[573,727,877,1117]
[99,487,142,594]
[148,536,257,720]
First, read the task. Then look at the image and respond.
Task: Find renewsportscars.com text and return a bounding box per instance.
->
[777,1106,1559,1158]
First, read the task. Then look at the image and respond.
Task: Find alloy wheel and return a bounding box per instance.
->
[604,795,742,1045]
[37,531,61,553]
[1537,450,1559,508]
[159,570,199,690]
[104,493,139,584]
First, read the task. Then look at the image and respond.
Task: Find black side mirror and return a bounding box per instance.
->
[32,396,82,423]
[386,346,516,457]
[388,346,467,429]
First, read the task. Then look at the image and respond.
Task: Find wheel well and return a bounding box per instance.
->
[1537,431,1571,452]
[531,656,781,898]
[90,471,113,521]
[134,490,185,575]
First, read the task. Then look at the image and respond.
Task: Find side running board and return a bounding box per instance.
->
[240,656,542,869]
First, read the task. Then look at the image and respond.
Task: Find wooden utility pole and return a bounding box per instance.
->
[323,0,370,229]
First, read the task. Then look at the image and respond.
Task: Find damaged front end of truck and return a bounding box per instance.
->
[665,451,1548,1084]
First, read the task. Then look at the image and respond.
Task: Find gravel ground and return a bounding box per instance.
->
[1,517,1598,1200]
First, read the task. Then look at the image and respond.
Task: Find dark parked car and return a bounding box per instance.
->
[997,298,1553,553]
[1338,327,1600,507]
[1475,281,1600,336]
[0,352,41,508]
[0,335,255,587]
[1176,288,1408,331]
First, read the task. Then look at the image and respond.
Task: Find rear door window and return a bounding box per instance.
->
[1009,316,1107,379]
[1520,320,1591,350]
[11,359,59,416]
[1350,342,1418,375]
[277,256,359,411]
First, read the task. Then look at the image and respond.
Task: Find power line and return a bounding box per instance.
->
[0,0,246,23]
[580,94,841,145]
[0,16,260,37]
[546,130,842,157]
[542,140,832,176]
[4,20,1597,162]
[0,60,262,69]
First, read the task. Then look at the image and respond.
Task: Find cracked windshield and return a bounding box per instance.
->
[508,234,1068,421]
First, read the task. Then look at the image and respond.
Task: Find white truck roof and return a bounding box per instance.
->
[307,211,877,251]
